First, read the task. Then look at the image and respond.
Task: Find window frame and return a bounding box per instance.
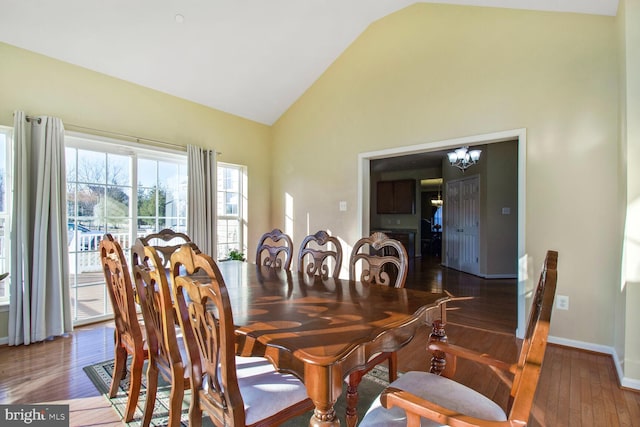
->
[216,162,247,261]
[65,131,188,325]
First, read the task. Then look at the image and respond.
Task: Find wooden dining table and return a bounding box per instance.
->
[216,260,451,427]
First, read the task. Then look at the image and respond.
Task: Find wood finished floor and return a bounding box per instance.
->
[0,256,638,426]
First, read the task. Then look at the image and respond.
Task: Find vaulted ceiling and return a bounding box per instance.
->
[0,0,619,125]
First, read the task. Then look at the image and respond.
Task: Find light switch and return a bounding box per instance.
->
[502,207,511,215]
[339,201,347,212]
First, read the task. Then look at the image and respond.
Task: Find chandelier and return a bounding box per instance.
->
[431,184,443,206]
[447,146,481,171]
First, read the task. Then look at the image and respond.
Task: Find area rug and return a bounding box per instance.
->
[84,358,391,426]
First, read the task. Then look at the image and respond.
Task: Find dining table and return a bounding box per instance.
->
[216,260,452,427]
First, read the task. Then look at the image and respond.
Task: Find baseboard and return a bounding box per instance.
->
[548,335,640,391]
[480,273,517,279]
[0,336,7,345]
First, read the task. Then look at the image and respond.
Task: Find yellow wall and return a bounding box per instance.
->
[0,42,273,337]
[272,3,621,351]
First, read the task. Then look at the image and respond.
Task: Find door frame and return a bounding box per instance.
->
[357,128,527,337]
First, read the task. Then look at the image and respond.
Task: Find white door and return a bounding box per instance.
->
[445,176,480,275]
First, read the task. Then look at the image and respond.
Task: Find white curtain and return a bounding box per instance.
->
[187,145,217,257]
[9,111,72,346]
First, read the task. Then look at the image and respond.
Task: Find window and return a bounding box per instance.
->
[0,127,11,305]
[433,206,443,231]
[66,134,187,324]
[217,163,247,260]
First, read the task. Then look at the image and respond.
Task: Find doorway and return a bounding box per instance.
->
[357,128,527,337]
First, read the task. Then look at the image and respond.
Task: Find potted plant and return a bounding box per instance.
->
[227,249,246,262]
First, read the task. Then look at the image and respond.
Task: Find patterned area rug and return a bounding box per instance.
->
[84,358,391,426]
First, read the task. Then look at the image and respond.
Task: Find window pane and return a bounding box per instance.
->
[77,150,106,184]
[216,163,245,260]
[0,136,6,213]
[77,183,102,218]
[158,161,179,188]
[108,154,131,186]
[65,147,77,183]
[138,158,157,188]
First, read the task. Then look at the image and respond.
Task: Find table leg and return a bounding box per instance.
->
[428,319,448,375]
[306,365,343,427]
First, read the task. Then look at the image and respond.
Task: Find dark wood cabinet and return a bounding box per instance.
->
[376,179,415,214]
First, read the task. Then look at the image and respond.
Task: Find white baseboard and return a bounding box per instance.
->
[548,335,640,391]
[0,336,7,345]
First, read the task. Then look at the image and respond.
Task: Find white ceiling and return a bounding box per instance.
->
[0,0,619,125]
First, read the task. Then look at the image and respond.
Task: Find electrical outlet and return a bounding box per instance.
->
[556,295,569,310]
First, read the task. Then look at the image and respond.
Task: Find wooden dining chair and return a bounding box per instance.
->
[139,228,193,268]
[255,228,294,269]
[99,234,148,423]
[131,240,190,427]
[360,250,559,427]
[349,231,408,288]
[297,230,343,279]
[345,231,409,426]
[170,244,314,427]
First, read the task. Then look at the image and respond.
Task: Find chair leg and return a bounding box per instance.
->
[168,366,186,427]
[388,352,398,382]
[346,371,366,427]
[110,345,127,398]
[142,361,159,427]
[189,391,203,427]
[124,350,145,422]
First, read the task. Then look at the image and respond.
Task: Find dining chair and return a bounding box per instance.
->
[297,230,343,279]
[170,244,314,427]
[349,231,408,288]
[360,250,559,427]
[345,231,409,426]
[255,228,294,269]
[99,234,148,423]
[131,240,190,427]
[139,228,193,268]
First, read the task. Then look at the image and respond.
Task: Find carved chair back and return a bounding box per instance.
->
[349,232,408,288]
[508,250,558,420]
[131,240,189,426]
[255,228,293,269]
[298,230,343,279]
[139,228,192,268]
[170,244,247,426]
[99,234,147,422]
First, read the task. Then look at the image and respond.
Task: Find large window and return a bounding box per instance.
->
[0,127,11,305]
[217,163,247,260]
[66,134,187,324]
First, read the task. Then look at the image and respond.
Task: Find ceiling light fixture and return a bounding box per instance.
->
[431,183,443,207]
[447,146,481,172]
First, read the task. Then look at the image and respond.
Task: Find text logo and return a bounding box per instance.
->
[1,405,69,426]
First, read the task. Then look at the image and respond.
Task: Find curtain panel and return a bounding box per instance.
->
[187,145,217,258]
[9,111,72,345]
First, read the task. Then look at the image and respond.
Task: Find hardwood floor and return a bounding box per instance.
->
[0,256,638,426]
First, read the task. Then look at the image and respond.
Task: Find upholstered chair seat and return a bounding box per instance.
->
[360,371,507,426]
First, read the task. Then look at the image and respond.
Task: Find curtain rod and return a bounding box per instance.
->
[23,115,221,155]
